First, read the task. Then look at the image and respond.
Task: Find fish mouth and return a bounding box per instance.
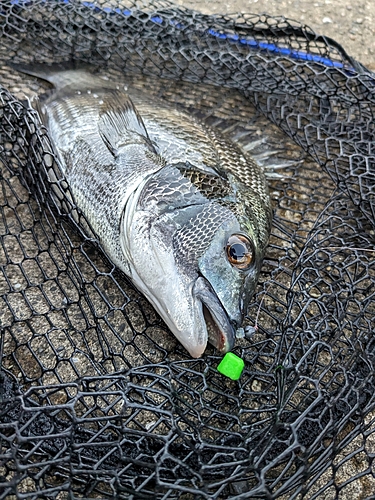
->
[193,276,236,354]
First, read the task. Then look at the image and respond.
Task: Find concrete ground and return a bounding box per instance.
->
[175,0,375,68]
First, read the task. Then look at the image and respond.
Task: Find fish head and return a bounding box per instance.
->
[197,218,264,341]
[121,167,269,358]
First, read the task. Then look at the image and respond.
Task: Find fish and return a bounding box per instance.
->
[14,63,272,358]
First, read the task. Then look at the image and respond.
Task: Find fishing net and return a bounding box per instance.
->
[1,0,375,498]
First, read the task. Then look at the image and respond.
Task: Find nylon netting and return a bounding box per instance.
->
[0,1,375,498]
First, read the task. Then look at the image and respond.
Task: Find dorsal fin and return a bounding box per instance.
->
[13,62,157,158]
[98,92,157,157]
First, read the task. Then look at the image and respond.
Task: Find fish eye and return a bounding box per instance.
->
[226,234,253,270]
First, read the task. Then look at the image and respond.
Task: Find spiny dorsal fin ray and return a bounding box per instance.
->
[98,92,157,157]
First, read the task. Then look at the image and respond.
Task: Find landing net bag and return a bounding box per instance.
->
[0,1,375,498]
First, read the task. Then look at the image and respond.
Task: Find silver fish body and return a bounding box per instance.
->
[17,65,272,358]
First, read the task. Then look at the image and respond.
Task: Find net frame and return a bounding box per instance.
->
[0,1,375,498]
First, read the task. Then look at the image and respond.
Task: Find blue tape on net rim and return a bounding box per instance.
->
[7,0,360,72]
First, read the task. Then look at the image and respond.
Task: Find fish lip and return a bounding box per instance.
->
[193,276,236,354]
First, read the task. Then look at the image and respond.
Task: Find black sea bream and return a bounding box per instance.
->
[17,64,272,358]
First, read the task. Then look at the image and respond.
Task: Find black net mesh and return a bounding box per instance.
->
[1,1,375,498]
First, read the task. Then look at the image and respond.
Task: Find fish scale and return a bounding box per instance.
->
[14,63,272,358]
[173,202,236,266]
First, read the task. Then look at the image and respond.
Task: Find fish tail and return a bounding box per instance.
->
[11,61,96,89]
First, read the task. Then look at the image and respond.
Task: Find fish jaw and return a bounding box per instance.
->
[125,265,210,358]
[193,276,236,354]
[120,197,205,357]
[120,265,235,358]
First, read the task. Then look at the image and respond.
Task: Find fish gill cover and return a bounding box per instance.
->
[0,0,375,498]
